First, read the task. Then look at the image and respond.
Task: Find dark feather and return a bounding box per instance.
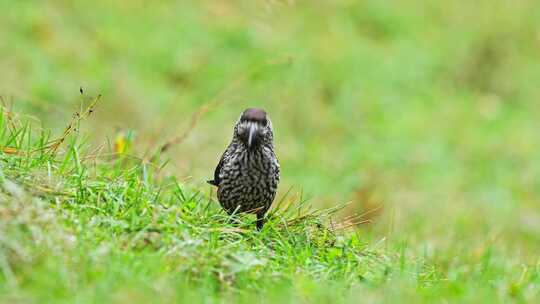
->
[208,149,227,187]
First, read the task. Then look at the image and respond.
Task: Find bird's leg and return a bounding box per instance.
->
[256,212,266,230]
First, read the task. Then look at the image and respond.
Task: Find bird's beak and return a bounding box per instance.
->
[247,123,258,148]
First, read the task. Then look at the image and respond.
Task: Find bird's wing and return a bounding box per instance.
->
[207,144,232,187]
[207,157,223,186]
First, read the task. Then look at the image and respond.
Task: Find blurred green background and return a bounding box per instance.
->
[1,0,540,256]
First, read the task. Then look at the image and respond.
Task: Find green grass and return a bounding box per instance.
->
[0,98,538,303]
[1,0,540,302]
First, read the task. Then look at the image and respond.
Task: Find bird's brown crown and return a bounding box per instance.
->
[241,108,267,124]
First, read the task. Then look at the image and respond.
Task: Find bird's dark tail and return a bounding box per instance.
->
[256,212,266,230]
[207,180,218,186]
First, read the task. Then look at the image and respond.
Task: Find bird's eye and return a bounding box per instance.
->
[262,118,268,126]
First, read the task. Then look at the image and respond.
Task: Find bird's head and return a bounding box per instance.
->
[234,108,274,149]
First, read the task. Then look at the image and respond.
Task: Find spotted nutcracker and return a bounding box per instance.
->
[208,108,280,229]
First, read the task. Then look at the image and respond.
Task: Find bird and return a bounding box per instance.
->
[207,108,280,230]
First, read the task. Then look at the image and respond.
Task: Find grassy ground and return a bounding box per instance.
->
[1,0,540,302]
